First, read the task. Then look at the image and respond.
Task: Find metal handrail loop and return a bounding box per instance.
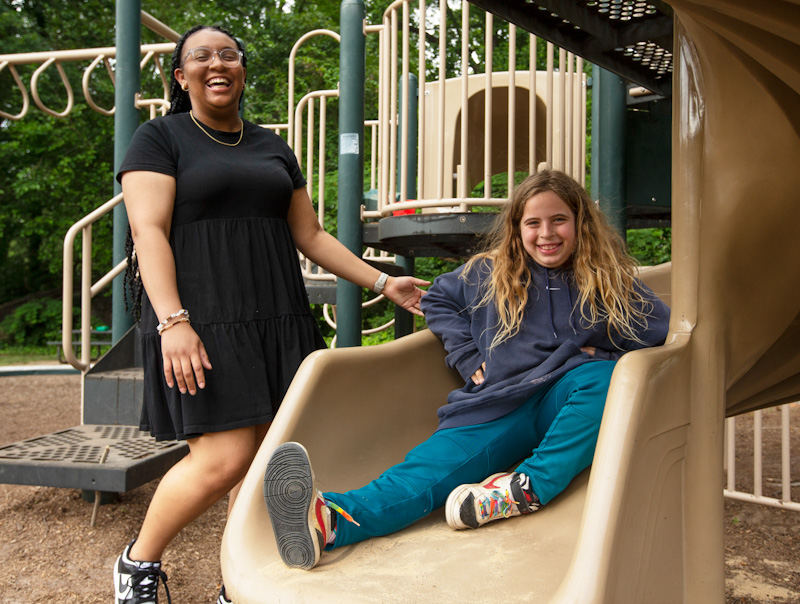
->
[82,54,115,116]
[30,57,74,117]
[0,61,30,120]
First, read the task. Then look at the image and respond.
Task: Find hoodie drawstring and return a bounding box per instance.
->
[545,268,579,338]
[545,268,558,339]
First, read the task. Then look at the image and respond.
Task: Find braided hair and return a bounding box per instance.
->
[123,25,247,320]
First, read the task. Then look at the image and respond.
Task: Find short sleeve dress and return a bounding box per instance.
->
[117,112,326,441]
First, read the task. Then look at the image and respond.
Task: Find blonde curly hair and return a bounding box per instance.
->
[463,170,652,350]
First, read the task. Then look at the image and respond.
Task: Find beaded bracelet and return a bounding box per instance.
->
[156,308,190,335]
[158,316,190,336]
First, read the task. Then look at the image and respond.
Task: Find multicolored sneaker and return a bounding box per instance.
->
[263,442,335,570]
[113,539,171,603]
[445,472,540,530]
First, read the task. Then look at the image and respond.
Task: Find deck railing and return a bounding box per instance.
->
[0,42,174,121]
[366,0,586,219]
[724,404,799,512]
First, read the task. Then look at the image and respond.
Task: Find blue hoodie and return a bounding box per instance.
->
[420,259,671,430]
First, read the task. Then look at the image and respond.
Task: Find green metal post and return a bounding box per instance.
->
[591,66,627,237]
[337,0,366,348]
[111,1,141,343]
[394,74,418,338]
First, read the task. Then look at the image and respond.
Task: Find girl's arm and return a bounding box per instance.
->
[287,187,429,315]
[420,267,485,382]
[598,280,671,358]
[122,170,212,395]
[628,280,671,348]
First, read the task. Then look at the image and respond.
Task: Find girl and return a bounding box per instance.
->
[114,25,427,604]
[263,169,670,570]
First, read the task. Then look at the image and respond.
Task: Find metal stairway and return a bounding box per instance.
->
[0,327,187,493]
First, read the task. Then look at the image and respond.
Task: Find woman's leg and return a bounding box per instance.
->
[130,423,268,562]
[227,422,271,517]
[515,361,615,504]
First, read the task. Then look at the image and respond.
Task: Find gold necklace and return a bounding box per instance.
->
[189,110,244,147]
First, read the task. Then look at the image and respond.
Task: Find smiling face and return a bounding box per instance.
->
[519,190,577,268]
[174,29,246,121]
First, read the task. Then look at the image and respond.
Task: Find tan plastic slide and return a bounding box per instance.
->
[222,1,800,601]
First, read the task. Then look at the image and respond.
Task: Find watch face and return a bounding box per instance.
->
[375,272,388,293]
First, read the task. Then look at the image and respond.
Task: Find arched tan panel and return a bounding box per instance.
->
[420,72,575,200]
[451,85,548,192]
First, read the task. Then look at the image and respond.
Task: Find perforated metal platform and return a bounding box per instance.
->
[0,424,188,493]
[472,0,674,96]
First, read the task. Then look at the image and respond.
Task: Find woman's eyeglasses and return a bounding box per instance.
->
[182,47,243,67]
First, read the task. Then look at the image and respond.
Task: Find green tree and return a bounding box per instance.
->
[627,228,672,266]
[1,1,117,307]
[0,0,347,310]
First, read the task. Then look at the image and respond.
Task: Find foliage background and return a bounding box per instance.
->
[0,0,669,348]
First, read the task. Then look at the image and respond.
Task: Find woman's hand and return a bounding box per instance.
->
[382,276,431,316]
[580,346,596,356]
[160,322,213,395]
[471,362,487,385]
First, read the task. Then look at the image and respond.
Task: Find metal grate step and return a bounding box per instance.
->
[0,424,187,493]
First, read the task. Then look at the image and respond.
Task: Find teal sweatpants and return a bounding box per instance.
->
[325,360,615,548]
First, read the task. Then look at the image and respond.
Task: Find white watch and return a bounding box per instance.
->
[373,272,389,294]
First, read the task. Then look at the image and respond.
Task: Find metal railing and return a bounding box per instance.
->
[367,0,587,219]
[279,0,588,229]
[0,42,174,121]
[724,403,799,512]
[0,13,177,371]
[61,194,127,372]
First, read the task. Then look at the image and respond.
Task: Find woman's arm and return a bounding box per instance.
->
[287,187,429,315]
[122,170,212,395]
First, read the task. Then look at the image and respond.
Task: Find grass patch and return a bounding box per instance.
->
[0,345,57,366]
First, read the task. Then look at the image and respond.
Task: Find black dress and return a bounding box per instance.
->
[117,112,326,441]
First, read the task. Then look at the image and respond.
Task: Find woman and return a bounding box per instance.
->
[114,25,428,604]
[263,169,671,570]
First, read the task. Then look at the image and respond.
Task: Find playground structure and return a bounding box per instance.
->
[0,0,592,493]
[220,0,800,602]
[0,0,592,509]
[0,0,798,601]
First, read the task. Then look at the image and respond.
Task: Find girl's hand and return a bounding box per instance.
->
[580,346,596,356]
[160,322,213,395]
[382,276,431,316]
[471,362,487,385]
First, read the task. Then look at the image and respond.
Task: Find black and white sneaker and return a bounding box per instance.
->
[216,584,233,603]
[113,539,171,604]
